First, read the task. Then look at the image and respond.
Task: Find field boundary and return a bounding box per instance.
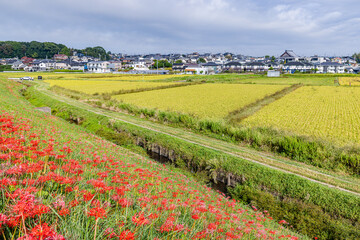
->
[226,84,303,123]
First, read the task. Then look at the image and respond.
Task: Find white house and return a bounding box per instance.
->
[184,64,208,75]
[223,61,242,71]
[283,62,314,73]
[131,61,149,71]
[308,56,327,64]
[11,60,26,70]
[244,62,267,72]
[317,62,345,74]
[87,61,111,73]
[202,62,220,73]
[54,62,70,70]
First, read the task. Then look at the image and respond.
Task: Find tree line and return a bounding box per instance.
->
[352,53,360,63]
[0,41,110,60]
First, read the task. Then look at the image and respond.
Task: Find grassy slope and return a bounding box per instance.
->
[0,78,305,239]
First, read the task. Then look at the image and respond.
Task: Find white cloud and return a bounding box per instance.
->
[0,0,359,55]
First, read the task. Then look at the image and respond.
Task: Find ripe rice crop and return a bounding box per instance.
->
[339,77,360,86]
[0,72,183,82]
[45,80,182,94]
[114,84,289,119]
[243,86,360,145]
[77,74,184,81]
[0,79,302,239]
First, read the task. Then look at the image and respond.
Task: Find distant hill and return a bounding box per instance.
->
[0,41,110,60]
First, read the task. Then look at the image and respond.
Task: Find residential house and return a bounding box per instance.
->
[317,62,345,74]
[283,62,314,73]
[280,50,299,62]
[130,61,148,71]
[172,63,186,72]
[184,63,207,75]
[11,60,26,70]
[353,67,360,74]
[69,62,85,71]
[109,61,122,71]
[223,61,242,72]
[87,61,111,73]
[54,61,70,70]
[54,54,69,61]
[202,62,220,73]
[21,57,35,65]
[265,62,280,71]
[243,62,266,72]
[308,56,326,64]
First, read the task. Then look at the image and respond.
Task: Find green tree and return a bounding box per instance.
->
[152,60,172,69]
[352,53,360,63]
[175,60,183,64]
[225,55,232,60]
[197,58,206,63]
[60,47,71,56]
[0,41,110,60]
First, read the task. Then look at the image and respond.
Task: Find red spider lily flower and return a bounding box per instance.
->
[278,220,288,224]
[0,213,8,228]
[159,217,176,233]
[30,222,55,239]
[118,230,135,240]
[69,199,80,207]
[105,228,117,238]
[118,198,132,208]
[148,213,158,219]
[33,204,50,216]
[58,208,70,216]
[88,207,107,220]
[192,214,200,220]
[83,192,95,202]
[132,213,149,226]
[206,223,217,233]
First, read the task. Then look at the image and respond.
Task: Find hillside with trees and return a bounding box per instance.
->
[0,41,110,60]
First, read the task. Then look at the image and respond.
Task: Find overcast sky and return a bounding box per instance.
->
[1,0,359,56]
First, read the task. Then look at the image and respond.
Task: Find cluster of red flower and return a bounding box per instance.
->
[0,111,300,239]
